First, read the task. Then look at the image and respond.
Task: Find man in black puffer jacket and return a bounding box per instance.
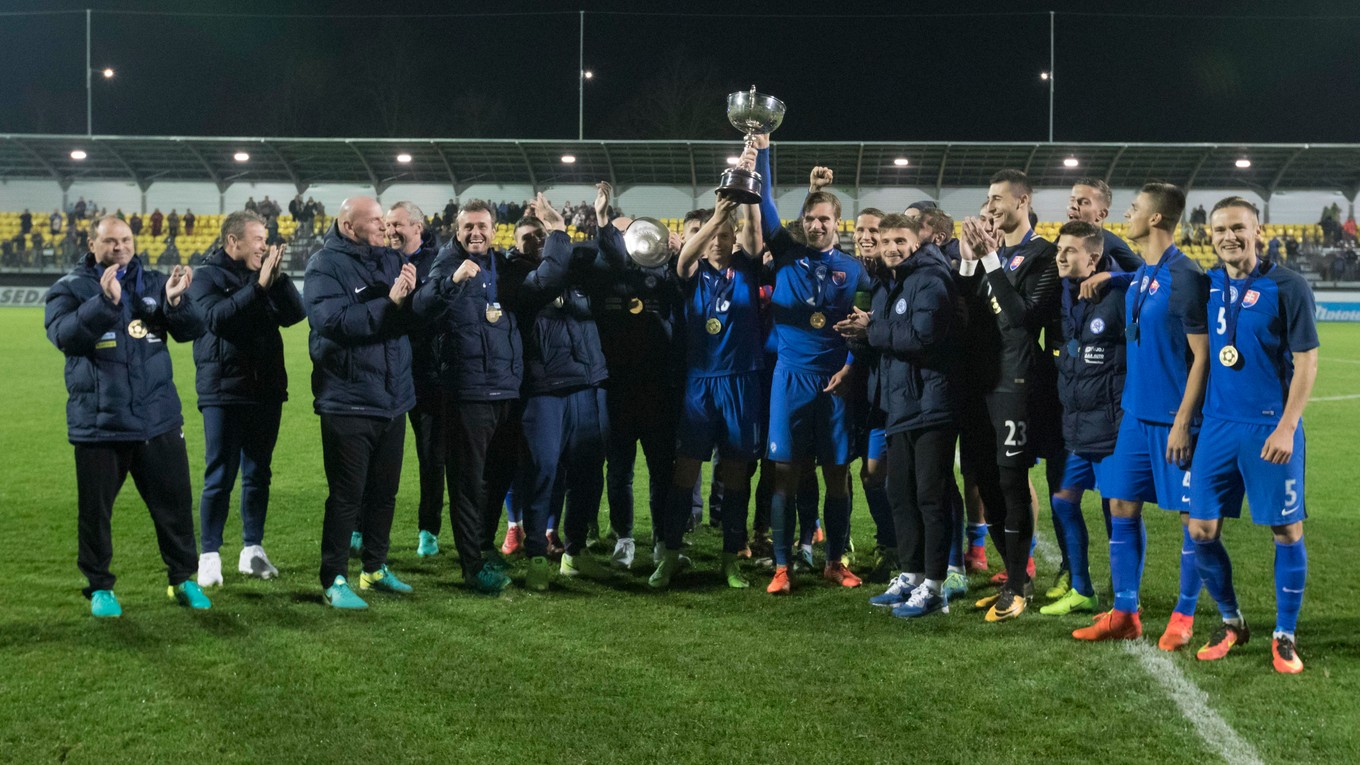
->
[1038,220,1130,618]
[839,213,962,619]
[305,196,419,610]
[189,210,305,588]
[384,201,446,558]
[510,207,615,589]
[411,196,574,595]
[44,215,209,617]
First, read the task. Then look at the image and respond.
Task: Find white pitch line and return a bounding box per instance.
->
[1310,393,1360,401]
[1030,534,1265,765]
[1320,357,1360,365]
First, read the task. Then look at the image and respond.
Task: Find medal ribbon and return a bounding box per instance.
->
[1220,261,1263,350]
[1130,247,1176,329]
[705,263,736,323]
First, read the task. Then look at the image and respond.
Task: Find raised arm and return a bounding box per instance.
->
[677,195,739,280]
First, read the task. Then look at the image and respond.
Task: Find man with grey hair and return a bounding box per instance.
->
[385,201,446,557]
[306,196,419,609]
[189,210,305,588]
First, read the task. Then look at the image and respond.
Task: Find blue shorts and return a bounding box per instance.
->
[1053,450,1109,493]
[864,427,887,462]
[766,365,855,465]
[1102,417,1193,511]
[677,372,766,462]
[1189,417,1307,526]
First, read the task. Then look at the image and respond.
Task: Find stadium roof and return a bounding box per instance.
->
[4,134,1360,199]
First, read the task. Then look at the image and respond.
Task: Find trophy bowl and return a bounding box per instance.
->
[716,86,786,204]
[726,89,786,136]
[622,217,672,269]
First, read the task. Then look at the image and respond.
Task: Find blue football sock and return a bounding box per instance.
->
[1274,537,1307,636]
[1052,495,1092,596]
[1110,515,1145,613]
[1029,534,1037,557]
[1175,526,1203,616]
[948,493,966,568]
[864,483,894,549]
[771,493,792,567]
[1193,537,1239,620]
[967,522,988,549]
[504,488,521,524]
[1049,497,1071,572]
[824,495,851,561]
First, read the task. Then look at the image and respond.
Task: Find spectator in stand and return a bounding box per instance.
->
[1329,202,1341,224]
[76,227,89,253]
[1190,204,1207,226]
[2,237,15,267]
[1343,215,1357,244]
[74,197,87,220]
[115,209,126,222]
[245,197,259,214]
[289,194,303,221]
[130,212,143,236]
[20,209,33,235]
[496,201,508,221]
[442,199,457,227]
[151,209,165,237]
[163,240,181,265]
[167,210,181,240]
[1267,234,1282,261]
[32,230,45,263]
[266,215,283,246]
[1286,235,1301,263]
[158,247,179,267]
[184,210,196,236]
[88,199,98,218]
[262,196,280,220]
[50,210,63,236]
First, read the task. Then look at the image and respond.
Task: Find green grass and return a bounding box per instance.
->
[1,308,1357,765]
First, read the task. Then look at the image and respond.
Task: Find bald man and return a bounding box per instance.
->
[305,196,420,609]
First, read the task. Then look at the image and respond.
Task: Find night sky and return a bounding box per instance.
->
[3,0,1360,143]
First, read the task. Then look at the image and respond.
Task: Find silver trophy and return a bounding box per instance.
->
[716,86,786,205]
[622,217,672,268]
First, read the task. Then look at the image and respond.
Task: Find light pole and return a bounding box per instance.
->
[578,10,585,140]
[1047,10,1055,142]
[85,10,114,136]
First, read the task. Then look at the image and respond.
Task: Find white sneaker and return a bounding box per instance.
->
[611,537,636,569]
[197,552,224,588]
[238,545,279,580]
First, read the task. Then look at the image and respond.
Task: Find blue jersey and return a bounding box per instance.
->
[1120,245,1208,424]
[1204,261,1318,425]
[683,254,765,378]
[754,147,867,375]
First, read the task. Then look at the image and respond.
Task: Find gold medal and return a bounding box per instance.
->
[628,297,644,315]
[809,311,826,329]
[127,319,148,339]
[485,303,502,323]
[705,318,723,335]
[1218,345,1240,367]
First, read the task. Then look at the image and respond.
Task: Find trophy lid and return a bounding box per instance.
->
[727,86,786,134]
[622,217,671,268]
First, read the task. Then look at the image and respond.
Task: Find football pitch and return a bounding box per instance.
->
[1,308,1356,765]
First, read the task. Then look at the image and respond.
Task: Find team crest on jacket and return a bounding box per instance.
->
[141,296,158,310]
[645,275,658,289]
[1089,317,1105,334]
[1009,256,1025,270]
[831,271,846,286]
[1243,289,1260,307]
[895,298,907,314]
[1149,279,1160,295]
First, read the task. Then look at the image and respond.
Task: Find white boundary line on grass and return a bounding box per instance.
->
[1310,393,1360,401]
[1320,357,1360,364]
[1030,536,1266,765]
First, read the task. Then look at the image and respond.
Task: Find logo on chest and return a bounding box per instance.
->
[1149,279,1160,295]
[1089,317,1105,334]
[1242,289,1260,308]
[1009,255,1025,271]
[895,298,907,315]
